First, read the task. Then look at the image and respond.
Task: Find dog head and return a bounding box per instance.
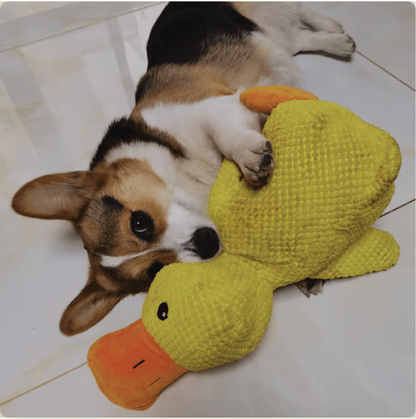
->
[12,117,221,336]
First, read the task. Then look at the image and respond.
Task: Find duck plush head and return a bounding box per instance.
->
[87,86,401,411]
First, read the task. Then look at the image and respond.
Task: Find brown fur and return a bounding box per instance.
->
[231,2,255,18]
[13,158,179,336]
[12,2,356,333]
[131,64,235,118]
[11,4,274,336]
[12,171,98,221]
[59,248,179,336]
[201,39,272,89]
[131,40,271,116]
[11,29,270,337]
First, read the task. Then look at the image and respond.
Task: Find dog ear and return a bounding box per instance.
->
[59,281,125,336]
[12,171,97,221]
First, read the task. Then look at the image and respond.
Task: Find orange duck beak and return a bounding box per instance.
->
[87,319,187,411]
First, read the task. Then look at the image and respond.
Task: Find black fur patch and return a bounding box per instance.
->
[146,2,259,70]
[147,262,165,281]
[101,196,124,212]
[101,265,153,294]
[90,118,186,170]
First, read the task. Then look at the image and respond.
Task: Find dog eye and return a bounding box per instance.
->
[132,213,147,232]
[157,302,168,321]
[130,211,155,241]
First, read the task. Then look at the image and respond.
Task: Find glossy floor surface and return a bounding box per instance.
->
[0,2,415,417]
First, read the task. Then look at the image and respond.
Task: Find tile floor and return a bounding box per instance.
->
[0,2,415,417]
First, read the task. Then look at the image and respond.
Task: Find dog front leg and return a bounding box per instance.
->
[204,95,275,189]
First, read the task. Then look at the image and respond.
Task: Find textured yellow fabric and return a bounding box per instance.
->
[312,227,400,280]
[209,100,401,289]
[89,88,402,412]
[142,253,274,371]
[142,99,401,371]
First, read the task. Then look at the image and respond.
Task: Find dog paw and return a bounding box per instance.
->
[237,140,275,190]
[296,279,326,298]
[328,33,356,57]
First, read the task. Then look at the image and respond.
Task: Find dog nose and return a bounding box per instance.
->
[191,227,220,260]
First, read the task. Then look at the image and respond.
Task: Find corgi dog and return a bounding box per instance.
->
[12,2,355,335]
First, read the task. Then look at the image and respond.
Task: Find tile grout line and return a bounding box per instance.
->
[2,6,414,95]
[0,362,88,407]
[0,35,413,405]
[0,201,413,406]
[0,5,412,413]
[355,51,416,92]
[0,2,165,54]
[380,199,415,218]
[2,8,413,96]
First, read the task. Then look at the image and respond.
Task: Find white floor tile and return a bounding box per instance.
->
[0,2,72,25]
[2,203,414,417]
[307,2,416,89]
[295,50,415,213]
[0,2,163,52]
[1,2,414,415]
[0,3,166,404]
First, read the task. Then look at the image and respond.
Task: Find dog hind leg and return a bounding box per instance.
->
[296,279,326,298]
[294,30,355,57]
[300,5,345,34]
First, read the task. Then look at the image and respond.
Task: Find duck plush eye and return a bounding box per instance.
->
[130,211,155,241]
[157,302,168,321]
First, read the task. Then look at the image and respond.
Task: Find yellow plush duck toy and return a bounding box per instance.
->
[87,86,401,411]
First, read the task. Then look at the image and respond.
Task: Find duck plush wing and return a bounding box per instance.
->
[310,227,400,280]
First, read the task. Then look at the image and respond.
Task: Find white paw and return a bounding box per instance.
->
[233,138,275,190]
[327,33,356,57]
